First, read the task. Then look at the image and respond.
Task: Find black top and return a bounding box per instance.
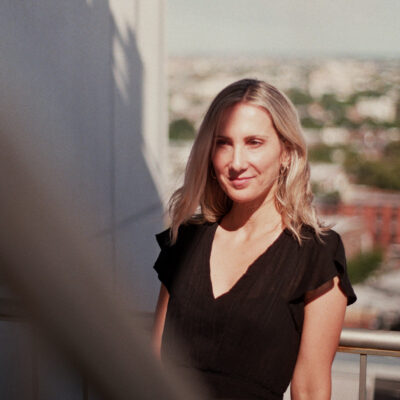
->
[153,222,356,400]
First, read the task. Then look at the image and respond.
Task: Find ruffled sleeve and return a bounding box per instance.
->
[292,229,357,305]
[153,228,175,292]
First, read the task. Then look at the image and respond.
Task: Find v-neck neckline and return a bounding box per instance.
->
[207,222,288,301]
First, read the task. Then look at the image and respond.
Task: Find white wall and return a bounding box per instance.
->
[0,0,166,397]
[0,0,166,311]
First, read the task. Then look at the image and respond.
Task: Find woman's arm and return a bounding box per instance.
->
[290,276,347,400]
[152,284,170,360]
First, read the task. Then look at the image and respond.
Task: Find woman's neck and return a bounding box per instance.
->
[221,194,283,237]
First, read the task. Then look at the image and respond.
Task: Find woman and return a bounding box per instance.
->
[152,79,356,400]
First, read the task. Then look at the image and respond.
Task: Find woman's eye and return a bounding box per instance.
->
[248,139,263,146]
[215,139,229,146]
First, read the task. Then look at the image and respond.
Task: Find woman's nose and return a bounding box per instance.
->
[230,146,247,171]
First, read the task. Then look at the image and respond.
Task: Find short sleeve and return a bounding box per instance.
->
[153,228,174,292]
[292,230,357,305]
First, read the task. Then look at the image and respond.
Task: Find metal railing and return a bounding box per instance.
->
[338,328,400,400]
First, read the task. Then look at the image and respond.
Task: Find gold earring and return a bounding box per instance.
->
[279,164,288,176]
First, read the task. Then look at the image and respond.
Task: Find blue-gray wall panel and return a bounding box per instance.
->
[115,212,163,310]
[0,0,165,397]
[111,26,164,309]
[0,1,114,235]
[0,321,33,399]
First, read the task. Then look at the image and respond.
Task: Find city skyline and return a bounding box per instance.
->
[167,0,400,58]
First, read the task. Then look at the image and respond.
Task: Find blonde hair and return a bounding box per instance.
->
[169,79,326,244]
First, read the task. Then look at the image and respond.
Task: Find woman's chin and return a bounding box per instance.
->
[224,188,276,208]
[228,194,267,206]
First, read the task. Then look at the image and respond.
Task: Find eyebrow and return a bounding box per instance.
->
[215,134,269,139]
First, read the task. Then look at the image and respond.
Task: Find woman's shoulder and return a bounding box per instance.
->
[288,224,357,305]
[294,225,348,277]
[299,225,341,246]
[290,225,343,260]
[155,221,213,250]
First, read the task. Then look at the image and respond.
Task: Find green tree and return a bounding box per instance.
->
[308,143,333,163]
[301,117,324,129]
[320,93,346,124]
[347,248,383,284]
[344,141,400,190]
[287,88,313,105]
[318,190,341,205]
[347,89,383,105]
[395,99,400,123]
[356,160,400,190]
[169,118,195,140]
[384,140,400,159]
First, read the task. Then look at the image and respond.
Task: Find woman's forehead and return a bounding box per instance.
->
[216,102,275,133]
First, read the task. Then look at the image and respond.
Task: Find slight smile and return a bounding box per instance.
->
[229,176,255,188]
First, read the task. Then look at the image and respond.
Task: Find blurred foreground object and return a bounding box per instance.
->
[0,1,199,398]
[0,116,205,400]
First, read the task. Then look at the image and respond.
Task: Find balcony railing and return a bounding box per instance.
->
[339,328,400,400]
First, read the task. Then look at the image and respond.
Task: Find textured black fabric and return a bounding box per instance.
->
[154,222,356,399]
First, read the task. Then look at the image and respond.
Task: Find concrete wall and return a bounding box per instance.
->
[0,0,166,308]
[0,0,166,398]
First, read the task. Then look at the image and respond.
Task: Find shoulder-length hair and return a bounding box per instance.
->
[168,78,326,244]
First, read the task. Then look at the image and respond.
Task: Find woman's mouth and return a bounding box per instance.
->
[229,176,254,188]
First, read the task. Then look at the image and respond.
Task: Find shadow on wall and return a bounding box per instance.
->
[110,19,165,310]
[0,1,164,399]
[0,0,164,309]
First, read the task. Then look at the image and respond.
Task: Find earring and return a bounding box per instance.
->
[279,164,288,176]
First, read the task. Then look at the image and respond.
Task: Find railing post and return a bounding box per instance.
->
[359,353,367,400]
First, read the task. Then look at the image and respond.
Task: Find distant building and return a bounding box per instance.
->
[318,186,400,255]
[321,127,350,146]
[311,163,352,197]
[321,215,373,259]
[356,95,397,123]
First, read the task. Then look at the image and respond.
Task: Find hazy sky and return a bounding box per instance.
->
[167,0,400,57]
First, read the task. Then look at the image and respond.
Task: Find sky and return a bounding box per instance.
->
[167,0,400,58]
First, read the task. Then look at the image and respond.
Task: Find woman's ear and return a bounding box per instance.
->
[280,146,291,169]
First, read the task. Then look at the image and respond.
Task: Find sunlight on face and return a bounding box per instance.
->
[212,102,286,206]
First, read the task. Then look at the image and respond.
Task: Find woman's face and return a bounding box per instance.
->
[212,102,287,206]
